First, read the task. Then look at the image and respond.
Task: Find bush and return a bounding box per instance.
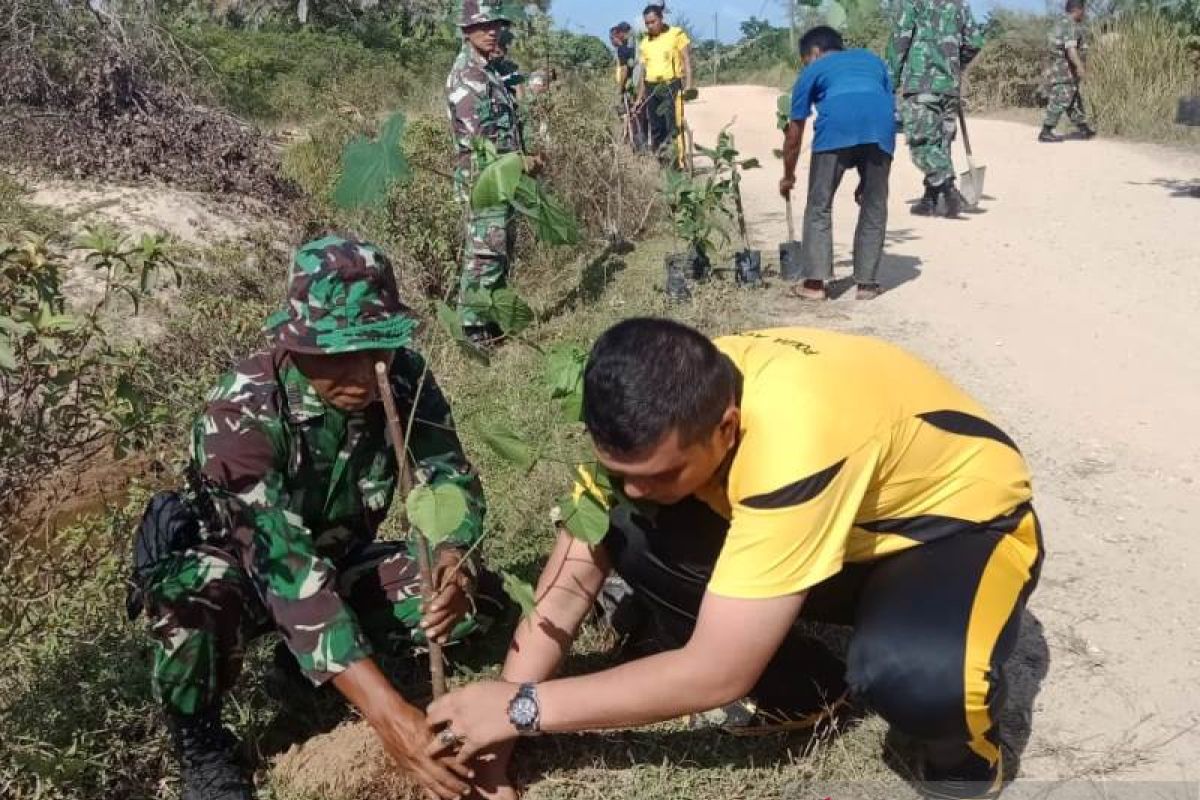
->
[175,23,458,122]
[1089,11,1200,139]
[968,11,1051,110]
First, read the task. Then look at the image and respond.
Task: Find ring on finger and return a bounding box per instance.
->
[438,727,462,748]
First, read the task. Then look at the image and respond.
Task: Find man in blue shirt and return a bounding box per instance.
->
[779,26,897,301]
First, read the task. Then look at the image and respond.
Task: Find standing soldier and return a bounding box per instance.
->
[1040,0,1096,142]
[445,0,528,346]
[886,0,985,218]
[128,237,505,800]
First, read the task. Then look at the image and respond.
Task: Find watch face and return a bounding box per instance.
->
[510,696,538,726]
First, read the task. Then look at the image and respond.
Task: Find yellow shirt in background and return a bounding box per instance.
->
[639,26,691,83]
[693,328,1033,599]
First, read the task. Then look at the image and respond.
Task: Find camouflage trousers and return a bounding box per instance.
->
[1043,82,1089,129]
[460,203,514,328]
[900,93,959,188]
[145,541,499,716]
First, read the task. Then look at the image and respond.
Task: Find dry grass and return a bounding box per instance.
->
[1089,13,1200,143]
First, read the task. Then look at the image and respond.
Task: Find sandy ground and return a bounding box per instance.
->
[687,85,1200,781]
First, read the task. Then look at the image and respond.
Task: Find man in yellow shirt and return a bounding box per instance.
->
[430,319,1043,800]
[635,4,693,163]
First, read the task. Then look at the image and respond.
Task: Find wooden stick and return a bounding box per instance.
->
[374,362,447,698]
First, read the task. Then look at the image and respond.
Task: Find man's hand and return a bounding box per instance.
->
[426,680,521,765]
[422,548,473,645]
[779,175,796,198]
[333,660,472,800]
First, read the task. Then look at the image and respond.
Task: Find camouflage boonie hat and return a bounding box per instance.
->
[263,236,416,355]
[458,0,509,28]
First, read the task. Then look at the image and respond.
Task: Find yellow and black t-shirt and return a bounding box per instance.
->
[639,26,691,84]
[686,327,1033,600]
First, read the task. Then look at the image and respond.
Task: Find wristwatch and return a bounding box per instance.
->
[507,682,541,735]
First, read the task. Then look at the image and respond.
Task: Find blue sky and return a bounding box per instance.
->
[550,0,1048,43]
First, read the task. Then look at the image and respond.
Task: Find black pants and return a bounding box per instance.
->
[645,79,682,159]
[800,144,891,286]
[603,497,1043,769]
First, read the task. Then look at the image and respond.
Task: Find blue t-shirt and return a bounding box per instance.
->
[790,49,896,155]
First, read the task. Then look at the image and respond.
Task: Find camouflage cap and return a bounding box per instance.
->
[263,236,417,355]
[458,0,510,28]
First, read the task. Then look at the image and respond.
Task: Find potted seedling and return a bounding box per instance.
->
[662,167,732,301]
[1178,95,1200,126]
[698,128,762,287]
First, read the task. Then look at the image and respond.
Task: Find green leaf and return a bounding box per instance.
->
[544,344,587,421]
[481,424,539,471]
[406,483,470,547]
[559,491,609,545]
[333,112,413,211]
[471,152,525,209]
[682,87,700,102]
[824,0,848,29]
[501,571,538,618]
[513,177,580,246]
[740,158,761,170]
[489,288,534,335]
[0,335,16,372]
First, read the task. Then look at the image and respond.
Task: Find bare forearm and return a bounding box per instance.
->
[683,50,693,88]
[537,646,744,733]
[783,121,805,180]
[500,531,607,683]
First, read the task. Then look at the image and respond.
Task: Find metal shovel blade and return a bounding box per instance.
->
[779,241,804,281]
[959,159,986,209]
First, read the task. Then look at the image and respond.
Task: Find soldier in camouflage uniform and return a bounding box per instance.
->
[446,0,529,346]
[1040,0,1095,142]
[886,0,985,217]
[131,237,503,800]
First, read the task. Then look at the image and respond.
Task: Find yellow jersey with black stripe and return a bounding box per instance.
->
[693,328,1033,600]
[639,27,691,83]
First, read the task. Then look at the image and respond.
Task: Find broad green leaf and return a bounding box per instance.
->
[435,300,490,365]
[777,95,791,132]
[334,112,412,211]
[513,177,580,246]
[741,158,761,170]
[406,483,469,546]
[559,491,609,545]
[824,0,848,29]
[501,571,538,618]
[481,425,539,471]
[682,88,700,102]
[544,345,586,421]
[489,288,534,335]
[0,336,15,372]
[471,152,525,209]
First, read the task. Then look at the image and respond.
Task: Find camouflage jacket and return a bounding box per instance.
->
[187,347,484,683]
[886,0,985,97]
[445,44,524,187]
[1045,15,1087,85]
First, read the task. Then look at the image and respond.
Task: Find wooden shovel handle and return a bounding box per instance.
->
[374,362,447,698]
[785,194,796,242]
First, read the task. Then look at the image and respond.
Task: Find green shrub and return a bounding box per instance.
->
[175,23,456,121]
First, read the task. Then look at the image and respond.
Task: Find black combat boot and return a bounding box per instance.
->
[910,182,940,216]
[166,706,254,800]
[941,178,963,219]
[464,322,505,349]
[1038,126,1064,143]
[1076,123,1097,140]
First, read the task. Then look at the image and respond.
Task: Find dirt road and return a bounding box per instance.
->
[687,85,1200,782]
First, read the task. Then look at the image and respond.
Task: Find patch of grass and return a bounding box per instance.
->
[1089,12,1200,144]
